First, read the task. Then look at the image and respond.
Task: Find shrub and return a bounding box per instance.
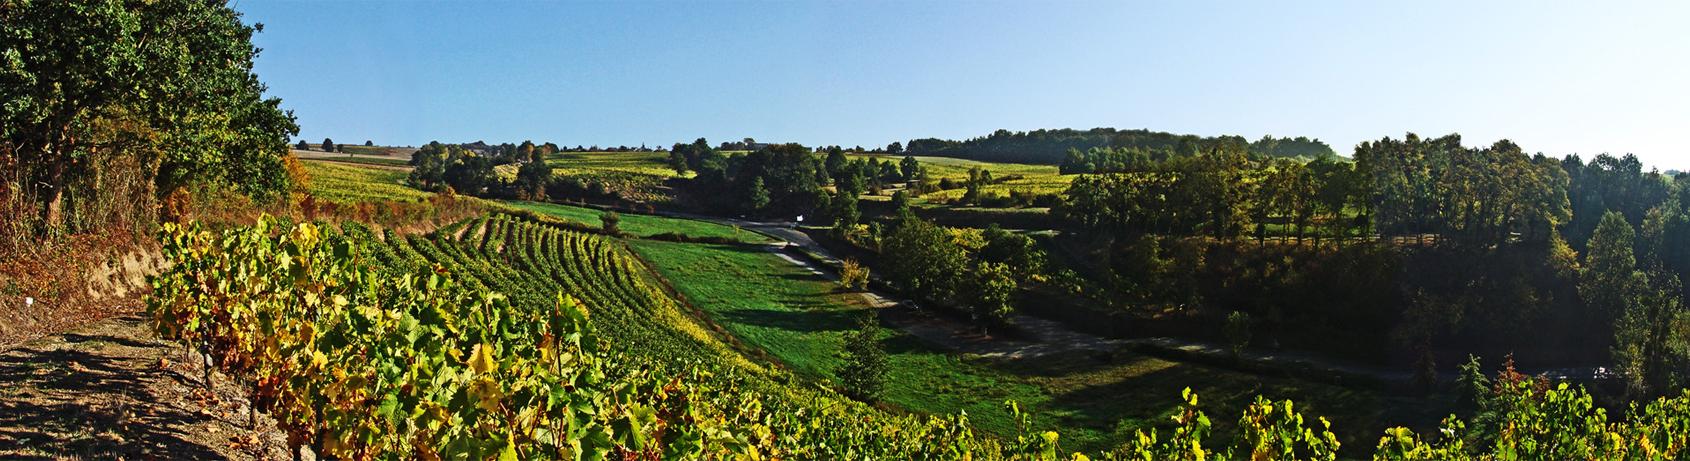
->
[840,258,870,291]
[600,210,622,235]
[1224,311,1252,357]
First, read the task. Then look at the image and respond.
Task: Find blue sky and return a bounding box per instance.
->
[237,1,1690,169]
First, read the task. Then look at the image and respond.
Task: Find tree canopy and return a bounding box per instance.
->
[1,0,299,235]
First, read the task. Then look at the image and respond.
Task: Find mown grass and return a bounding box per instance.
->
[626,237,1401,454]
[628,241,856,379]
[300,160,430,203]
[500,201,773,244]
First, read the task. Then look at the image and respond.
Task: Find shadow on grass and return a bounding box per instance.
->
[1029,351,1412,457]
[0,345,227,460]
[718,308,860,334]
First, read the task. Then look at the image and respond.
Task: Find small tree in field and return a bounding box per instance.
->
[839,258,870,291]
[322,138,336,153]
[364,140,374,146]
[600,211,622,235]
[838,315,887,402]
[969,261,1017,326]
[1224,311,1252,357]
[295,139,309,151]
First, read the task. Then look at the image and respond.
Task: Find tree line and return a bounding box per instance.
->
[905,127,1335,165]
[1053,132,1690,395]
[408,140,557,200]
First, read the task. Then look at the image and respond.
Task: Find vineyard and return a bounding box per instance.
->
[497,201,772,243]
[300,160,431,204]
[546,151,684,204]
[141,213,1690,459]
[145,215,1059,459]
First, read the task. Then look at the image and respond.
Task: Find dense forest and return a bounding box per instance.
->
[905,128,1336,164]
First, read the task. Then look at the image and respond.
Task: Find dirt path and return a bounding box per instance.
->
[0,312,293,460]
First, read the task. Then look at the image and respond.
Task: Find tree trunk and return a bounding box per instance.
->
[41,160,66,231]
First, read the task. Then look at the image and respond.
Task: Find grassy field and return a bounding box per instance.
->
[628,241,859,379]
[500,200,774,243]
[625,237,1401,454]
[300,159,430,203]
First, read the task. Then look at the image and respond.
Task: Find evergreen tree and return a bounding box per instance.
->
[838,315,887,402]
[1582,211,1644,324]
[746,176,770,213]
[600,211,622,235]
[900,156,919,181]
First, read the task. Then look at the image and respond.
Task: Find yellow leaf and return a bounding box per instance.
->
[470,377,505,413]
[469,344,497,375]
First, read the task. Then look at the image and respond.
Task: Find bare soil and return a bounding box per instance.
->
[0,311,293,460]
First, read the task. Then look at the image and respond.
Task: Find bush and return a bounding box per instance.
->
[1224,311,1252,357]
[839,258,870,291]
[600,210,622,235]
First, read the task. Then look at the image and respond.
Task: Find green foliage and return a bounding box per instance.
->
[831,188,859,238]
[981,225,1046,279]
[838,316,888,402]
[1111,387,1214,460]
[883,217,971,305]
[149,219,645,458]
[1614,271,1690,397]
[321,137,336,153]
[600,210,622,235]
[1563,153,1673,248]
[1059,146,1156,174]
[684,142,823,217]
[2,0,299,233]
[147,213,1690,460]
[1223,311,1251,357]
[1059,148,1254,239]
[900,155,920,179]
[746,176,770,211]
[514,157,552,200]
[1232,396,1341,460]
[150,215,1056,459]
[969,261,1018,325]
[904,127,1331,165]
[1107,235,1171,306]
[1355,134,1570,246]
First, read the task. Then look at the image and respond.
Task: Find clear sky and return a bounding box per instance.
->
[235,1,1690,170]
